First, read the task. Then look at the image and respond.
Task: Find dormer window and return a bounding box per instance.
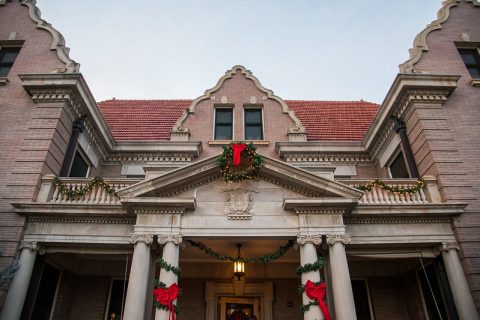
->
[0,46,20,77]
[244,108,263,140]
[214,107,233,140]
[457,48,480,79]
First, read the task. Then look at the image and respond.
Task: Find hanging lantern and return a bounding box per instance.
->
[233,243,245,279]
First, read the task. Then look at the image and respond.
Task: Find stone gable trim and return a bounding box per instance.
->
[171,65,306,140]
[21,0,80,73]
[399,0,460,73]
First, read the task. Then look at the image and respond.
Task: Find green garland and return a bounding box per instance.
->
[295,259,324,276]
[53,176,116,200]
[301,300,319,313]
[187,240,294,263]
[157,257,181,276]
[355,177,425,194]
[217,142,263,182]
[153,280,181,314]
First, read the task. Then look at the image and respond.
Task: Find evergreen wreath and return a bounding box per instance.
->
[355,177,425,194]
[53,176,116,200]
[187,240,294,263]
[217,142,263,182]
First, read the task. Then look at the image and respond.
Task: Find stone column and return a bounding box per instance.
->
[326,234,357,320]
[297,234,324,320]
[0,241,41,320]
[155,233,182,320]
[123,234,153,320]
[440,242,480,320]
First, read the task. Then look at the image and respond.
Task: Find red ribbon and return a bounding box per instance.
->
[153,283,179,320]
[231,143,246,167]
[305,280,332,320]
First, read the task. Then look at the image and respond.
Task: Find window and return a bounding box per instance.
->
[106,279,128,320]
[0,47,20,77]
[214,108,233,140]
[30,263,61,319]
[458,48,480,78]
[389,151,410,178]
[244,109,263,140]
[69,151,89,177]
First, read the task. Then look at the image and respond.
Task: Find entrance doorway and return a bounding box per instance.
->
[220,297,259,320]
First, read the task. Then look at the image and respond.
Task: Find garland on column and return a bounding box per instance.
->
[187,240,294,262]
[53,176,116,200]
[296,257,332,320]
[154,257,181,318]
[354,177,425,194]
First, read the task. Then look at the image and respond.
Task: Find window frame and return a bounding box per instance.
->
[0,40,23,84]
[455,42,480,86]
[213,105,234,141]
[68,148,91,178]
[243,104,264,141]
[388,149,411,179]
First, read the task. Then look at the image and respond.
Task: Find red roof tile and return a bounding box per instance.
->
[97,99,379,142]
[286,100,380,141]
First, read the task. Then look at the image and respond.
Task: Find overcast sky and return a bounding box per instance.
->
[38,0,441,104]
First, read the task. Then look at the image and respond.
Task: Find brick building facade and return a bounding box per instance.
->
[0,0,479,319]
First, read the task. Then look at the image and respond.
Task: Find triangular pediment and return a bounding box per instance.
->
[117,155,362,201]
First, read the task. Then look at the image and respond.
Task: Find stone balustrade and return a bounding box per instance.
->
[37,174,139,204]
[339,176,440,205]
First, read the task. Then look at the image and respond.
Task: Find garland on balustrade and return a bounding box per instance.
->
[354,177,425,194]
[153,257,182,317]
[217,142,263,182]
[187,240,294,262]
[53,176,116,200]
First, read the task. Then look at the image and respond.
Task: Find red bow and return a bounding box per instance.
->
[231,143,246,167]
[153,283,179,320]
[305,280,332,320]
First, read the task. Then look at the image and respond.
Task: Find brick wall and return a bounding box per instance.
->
[0,1,73,306]
[405,1,480,309]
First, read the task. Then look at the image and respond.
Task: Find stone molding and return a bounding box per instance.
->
[20,240,41,251]
[294,208,346,215]
[21,0,80,73]
[399,0,459,73]
[171,65,305,139]
[282,152,370,163]
[344,216,451,225]
[393,88,451,119]
[297,234,322,245]
[129,233,153,245]
[326,234,351,245]
[157,233,183,245]
[29,216,136,224]
[134,208,185,215]
[107,152,195,163]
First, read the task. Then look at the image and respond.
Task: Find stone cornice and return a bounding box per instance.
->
[120,198,195,214]
[21,0,80,73]
[13,202,128,216]
[28,216,136,224]
[171,65,305,138]
[399,0,459,73]
[351,203,466,216]
[345,216,451,225]
[19,73,115,157]
[283,198,357,213]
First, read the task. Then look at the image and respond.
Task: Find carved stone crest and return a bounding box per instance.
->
[224,185,257,220]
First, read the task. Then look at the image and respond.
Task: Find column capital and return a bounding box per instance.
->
[326,233,351,245]
[296,233,322,246]
[20,240,42,251]
[157,233,183,245]
[440,241,460,252]
[129,233,154,245]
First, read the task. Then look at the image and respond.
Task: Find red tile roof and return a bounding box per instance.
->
[287,100,380,141]
[97,99,379,142]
